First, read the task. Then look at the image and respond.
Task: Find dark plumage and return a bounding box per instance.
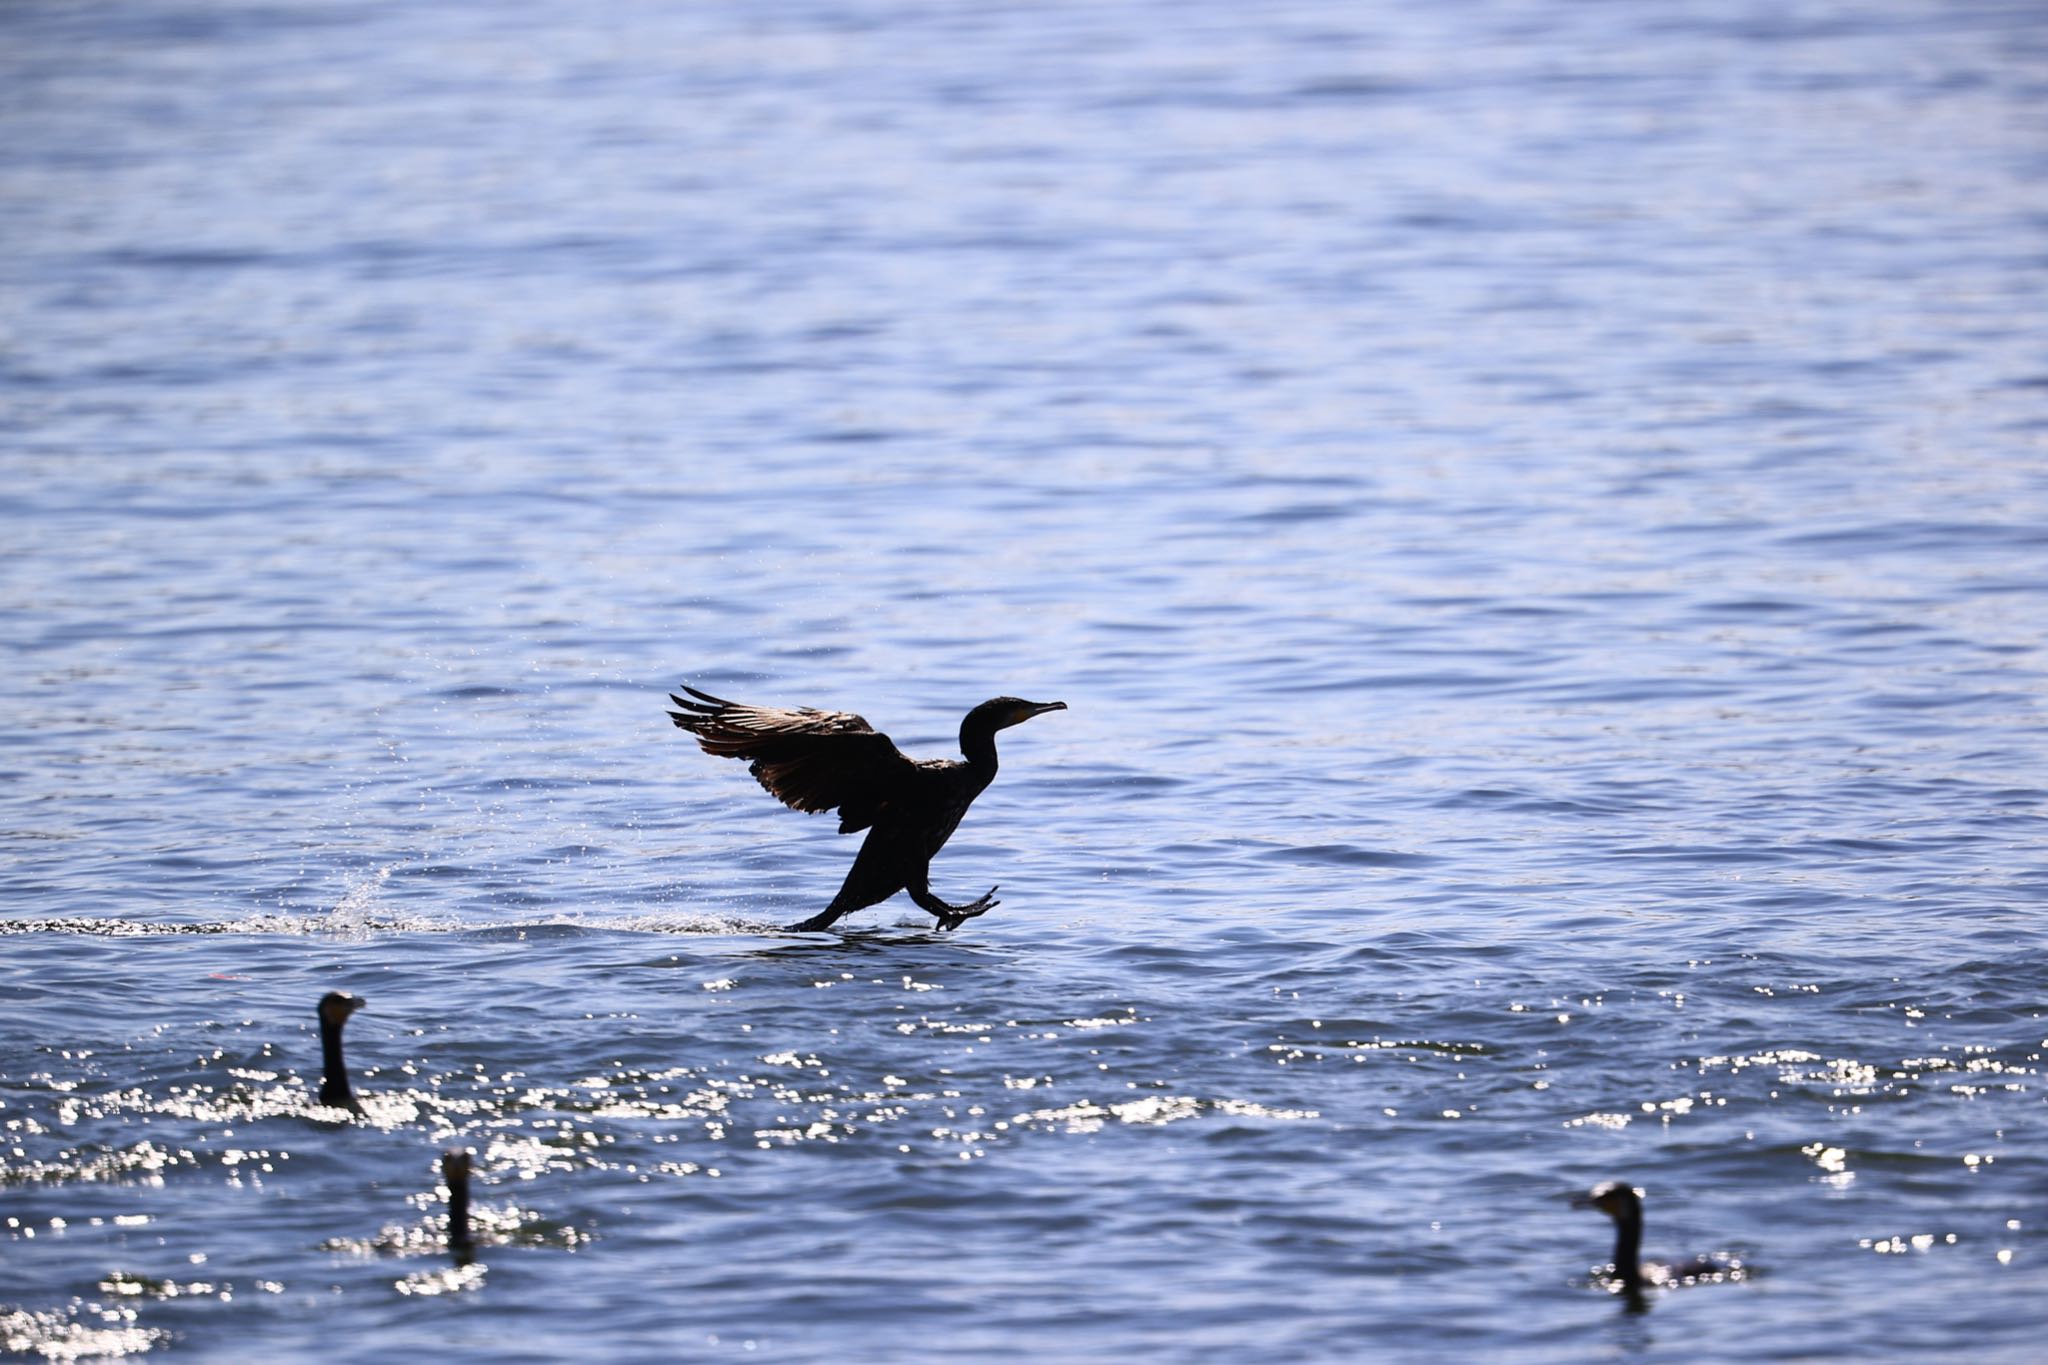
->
[1574,1182,1745,1298]
[442,1148,474,1256]
[316,991,364,1114]
[667,685,1066,931]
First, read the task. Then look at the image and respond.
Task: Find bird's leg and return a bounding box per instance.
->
[908,870,999,931]
[786,906,846,933]
[786,859,880,933]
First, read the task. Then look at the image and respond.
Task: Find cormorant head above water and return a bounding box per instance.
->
[316,990,364,1114]
[667,685,1066,933]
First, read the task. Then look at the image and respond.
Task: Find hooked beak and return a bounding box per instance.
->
[992,699,1067,732]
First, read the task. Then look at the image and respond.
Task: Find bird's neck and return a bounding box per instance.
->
[959,724,1000,775]
[1612,1212,1644,1292]
[319,1022,352,1105]
[448,1179,472,1247]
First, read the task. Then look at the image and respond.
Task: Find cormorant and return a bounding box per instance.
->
[667,685,1066,932]
[442,1148,474,1257]
[316,991,364,1114]
[1574,1181,1745,1298]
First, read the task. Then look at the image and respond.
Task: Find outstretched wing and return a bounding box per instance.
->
[667,685,916,832]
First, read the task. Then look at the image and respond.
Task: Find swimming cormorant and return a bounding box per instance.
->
[316,991,364,1114]
[1574,1181,1744,1297]
[667,685,1066,931]
[442,1148,474,1256]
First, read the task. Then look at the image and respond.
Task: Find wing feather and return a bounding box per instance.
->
[668,686,915,829]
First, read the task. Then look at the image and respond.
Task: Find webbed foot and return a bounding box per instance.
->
[933,886,999,931]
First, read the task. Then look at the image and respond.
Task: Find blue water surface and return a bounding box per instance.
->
[3,1,2046,1359]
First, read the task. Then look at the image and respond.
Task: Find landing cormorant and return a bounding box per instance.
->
[1574,1181,1744,1298]
[667,685,1066,931]
[316,991,364,1114]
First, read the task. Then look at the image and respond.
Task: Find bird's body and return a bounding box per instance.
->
[1575,1182,1745,1299]
[667,686,1066,931]
[316,991,364,1114]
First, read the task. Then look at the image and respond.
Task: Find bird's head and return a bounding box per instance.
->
[969,697,1068,732]
[1572,1181,1644,1222]
[318,991,364,1028]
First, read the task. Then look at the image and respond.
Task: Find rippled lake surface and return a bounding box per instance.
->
[4,1,2047,1359]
